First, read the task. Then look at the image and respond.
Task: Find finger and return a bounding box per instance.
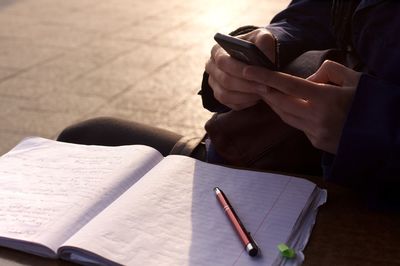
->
[307,60,362,88]
[269,101,318,147]
[303,132,323,151]
[236,30,256,41]
[229,100,261,111]
[265,96,309,133]
[215,52,249,79]
[237,28,269,46]
[262,88,310,121]
[307,60,349,85]
[253,34,275,63]
[244,66,323,99]
[210,44,221,60]
[264,89,325,144]
[237,28,275,63]
[210,43,249,79]
[205,58,215,74]
[264,89,333,144]
[208,75,260,108]
[211,44,246,77]
[206,59,268,94]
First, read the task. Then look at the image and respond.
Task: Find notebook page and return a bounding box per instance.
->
[280,188,327,266]
[0,137,163,257]
[60,155,320,266]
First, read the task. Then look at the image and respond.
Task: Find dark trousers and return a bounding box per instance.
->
[57,117,206,160]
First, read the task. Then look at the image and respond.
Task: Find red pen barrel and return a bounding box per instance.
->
[214,187,259,257]
[219,196,252,245]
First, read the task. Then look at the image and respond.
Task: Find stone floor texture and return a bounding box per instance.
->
[0,0,289,155]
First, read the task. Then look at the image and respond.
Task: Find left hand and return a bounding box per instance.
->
[243,60,362,154]
[204,28,276,110]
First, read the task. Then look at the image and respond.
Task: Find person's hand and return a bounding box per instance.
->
[205,28,276,110]
[243,60,362,154]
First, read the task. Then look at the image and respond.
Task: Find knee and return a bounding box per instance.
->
[57,117,116,144]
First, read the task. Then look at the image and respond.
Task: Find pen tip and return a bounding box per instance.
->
[213,187,220,193]
[246,243,259,257]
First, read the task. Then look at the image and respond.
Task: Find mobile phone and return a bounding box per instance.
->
[214,32,276,70]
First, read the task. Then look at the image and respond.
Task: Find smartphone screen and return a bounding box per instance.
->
[214,33,276,70]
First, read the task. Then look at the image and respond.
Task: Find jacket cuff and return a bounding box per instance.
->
[265,24,309,68]
[198,72,230,113]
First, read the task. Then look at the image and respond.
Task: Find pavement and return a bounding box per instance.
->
[0,0,289,155]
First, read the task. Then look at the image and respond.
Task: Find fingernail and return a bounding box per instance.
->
[243,65,253,79]
[242,66,249,78]
[256,85,268,95]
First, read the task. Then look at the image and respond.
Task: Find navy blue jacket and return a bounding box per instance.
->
[202,0,400,209]
[268,0,400,209]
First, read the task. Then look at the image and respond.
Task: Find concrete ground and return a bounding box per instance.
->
[0,0,289,155]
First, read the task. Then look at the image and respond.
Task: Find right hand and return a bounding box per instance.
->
[243,60,361,154]
[205,28,276,110]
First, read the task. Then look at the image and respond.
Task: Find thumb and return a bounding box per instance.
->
[237,28,276,63]
[307,60,350,86]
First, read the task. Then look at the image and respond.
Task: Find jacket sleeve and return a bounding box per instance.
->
[199,0,336,112]
[322,1,400,210]
[266,0,337,67]
[324,74,400,210]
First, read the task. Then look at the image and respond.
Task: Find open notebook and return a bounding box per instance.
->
[0,137,326,265]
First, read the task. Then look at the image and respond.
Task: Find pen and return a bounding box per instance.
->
[214,187,259,257]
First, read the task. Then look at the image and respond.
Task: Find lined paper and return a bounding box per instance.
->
[61,155,323,266]
[0,137,163,256]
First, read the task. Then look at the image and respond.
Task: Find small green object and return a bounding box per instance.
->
[277,243,296,258]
